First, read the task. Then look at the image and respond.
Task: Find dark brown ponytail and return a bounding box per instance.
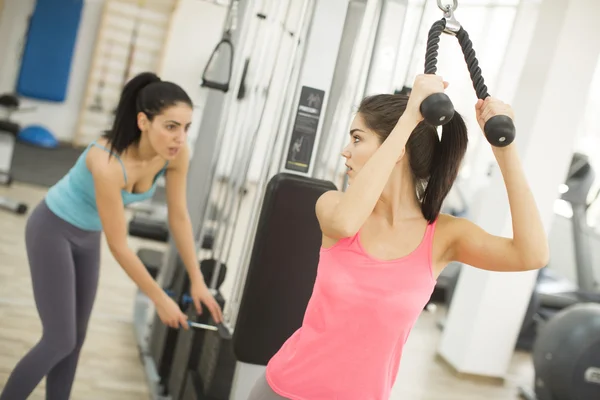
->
[414,112,468,222]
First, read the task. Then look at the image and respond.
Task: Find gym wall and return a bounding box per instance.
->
[211,0,316,184]
[159,0,227,153]
[0,0,37,94]
[0,0,227,145]
[0,0,105,143]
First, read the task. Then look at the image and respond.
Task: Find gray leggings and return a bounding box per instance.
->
[247,373,290,400]
[0,200,101,400]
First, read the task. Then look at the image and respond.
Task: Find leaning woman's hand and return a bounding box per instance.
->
[156,294,189,329]
[190,279,224,323]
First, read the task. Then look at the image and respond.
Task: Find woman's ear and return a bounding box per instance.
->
[137,111,149,132]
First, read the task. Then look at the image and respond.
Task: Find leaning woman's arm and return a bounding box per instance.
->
[164,145,204,284]
[164,146,223,323]
[89,157,167,305]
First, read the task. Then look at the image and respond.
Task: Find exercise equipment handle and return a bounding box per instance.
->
[189,321,218,331]
[420,20,455,127]
[187,321,233,339]
[201,35,234,93]
[164,289,193,305]
[454,26,515,147]
[422,12,516,147]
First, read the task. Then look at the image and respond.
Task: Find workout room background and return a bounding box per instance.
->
[0,0,228,149]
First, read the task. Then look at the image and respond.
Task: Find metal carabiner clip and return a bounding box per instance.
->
[437,0,461,35]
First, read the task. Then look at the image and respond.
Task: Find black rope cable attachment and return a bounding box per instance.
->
[201,0,239,93]
[419,1,516,147]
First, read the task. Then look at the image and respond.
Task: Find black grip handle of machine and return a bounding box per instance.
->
[420,93,454,125]
[217,322,233,340]
[455,26,516,147]
[483,115,515,147]
[201,80,230,93]
[201,35,234,93]
[420,19,455,126]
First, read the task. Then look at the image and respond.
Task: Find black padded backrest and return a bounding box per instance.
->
[233,172,336,365]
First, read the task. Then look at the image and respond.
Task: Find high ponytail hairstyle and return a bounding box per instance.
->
[103,71,194,155]
[357,93,468,223]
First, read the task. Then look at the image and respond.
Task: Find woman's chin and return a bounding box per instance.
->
[163,147,181,159]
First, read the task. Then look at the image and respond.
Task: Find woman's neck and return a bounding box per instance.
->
[128,135,158,162]
[373,165,422,226]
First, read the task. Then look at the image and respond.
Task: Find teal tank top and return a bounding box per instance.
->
[45,141,168,232]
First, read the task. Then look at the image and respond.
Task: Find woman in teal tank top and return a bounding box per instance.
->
[1,72,222,400]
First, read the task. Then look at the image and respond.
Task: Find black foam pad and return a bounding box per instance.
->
[128,214,169,242]
[233,173,336,365]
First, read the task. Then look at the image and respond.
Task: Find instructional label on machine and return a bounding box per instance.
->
[285,86,325,173]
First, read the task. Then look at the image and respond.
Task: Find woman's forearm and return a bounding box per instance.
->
[493,144,550,266]
[168,213,205,285]
[111,246,166,303]
[334,113,420,234]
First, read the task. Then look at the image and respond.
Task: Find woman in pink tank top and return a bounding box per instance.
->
[248,75,549,400]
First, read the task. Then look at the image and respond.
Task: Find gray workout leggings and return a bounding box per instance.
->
[247,373,290,400]
[0,200,101,400]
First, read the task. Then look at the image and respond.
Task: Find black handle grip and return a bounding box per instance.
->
[201,34,234,94]
[201,80,230,92]
[421,20,454,127]
[421,17,517,147]
[483,114,515,147]
[420,92,455,126]
[452,27,516,147]
[217,322,232,340]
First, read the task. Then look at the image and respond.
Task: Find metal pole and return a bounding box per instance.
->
[226,0,317,327]
[209,0,292,290]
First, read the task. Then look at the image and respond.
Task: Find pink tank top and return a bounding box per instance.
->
[265,220,438,400]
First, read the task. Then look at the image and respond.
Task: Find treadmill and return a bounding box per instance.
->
[516,152,600,351]
[537,152,600,309]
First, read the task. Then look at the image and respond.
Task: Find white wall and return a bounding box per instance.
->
[0,0,103,143]
[0,0,227,145]
[0,0,36,94]
[158,0,227,150]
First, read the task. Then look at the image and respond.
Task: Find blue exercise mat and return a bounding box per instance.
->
[16,0,84,102]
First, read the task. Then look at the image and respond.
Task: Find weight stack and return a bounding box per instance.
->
[178,329,235,400]
[197,324,236,400]
[149,257,189,394]
[182,370,204,400]
[168,292,226,400]
[149,256,228,395]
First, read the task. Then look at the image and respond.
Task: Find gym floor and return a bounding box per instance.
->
[0,182,535,400]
